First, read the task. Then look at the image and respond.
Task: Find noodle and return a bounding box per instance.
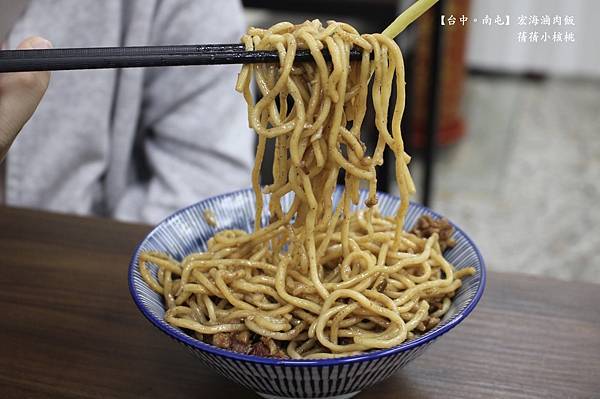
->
[139,20,475,359]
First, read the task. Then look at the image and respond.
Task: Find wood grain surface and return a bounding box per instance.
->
[0,205,599,398]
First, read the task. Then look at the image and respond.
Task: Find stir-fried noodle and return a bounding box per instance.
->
[140,20,475,359]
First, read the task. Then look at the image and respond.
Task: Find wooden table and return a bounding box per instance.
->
[1,206,599,398]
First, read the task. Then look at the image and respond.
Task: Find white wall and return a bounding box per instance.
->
[467,0,600,77]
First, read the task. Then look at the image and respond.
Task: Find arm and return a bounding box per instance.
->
[0,36,51,161]
[115,0,253,223]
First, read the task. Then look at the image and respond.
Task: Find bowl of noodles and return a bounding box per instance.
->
[129,18,485,399]
[129,188,485,399]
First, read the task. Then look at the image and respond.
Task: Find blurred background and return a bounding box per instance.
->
[3,0,598,283]
[243,0,600,283]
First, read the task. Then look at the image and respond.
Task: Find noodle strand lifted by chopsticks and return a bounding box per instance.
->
[139,20,475,359]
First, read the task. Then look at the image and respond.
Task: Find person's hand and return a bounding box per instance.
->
[0,36,52,161]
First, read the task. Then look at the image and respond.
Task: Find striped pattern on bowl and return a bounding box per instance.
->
[129,188,486,399]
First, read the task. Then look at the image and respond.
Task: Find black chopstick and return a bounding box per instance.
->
[0,44,363,73]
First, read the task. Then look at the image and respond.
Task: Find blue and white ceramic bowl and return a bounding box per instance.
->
[129,188,485,399]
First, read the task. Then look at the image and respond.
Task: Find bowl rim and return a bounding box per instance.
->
[128,187,486,367]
